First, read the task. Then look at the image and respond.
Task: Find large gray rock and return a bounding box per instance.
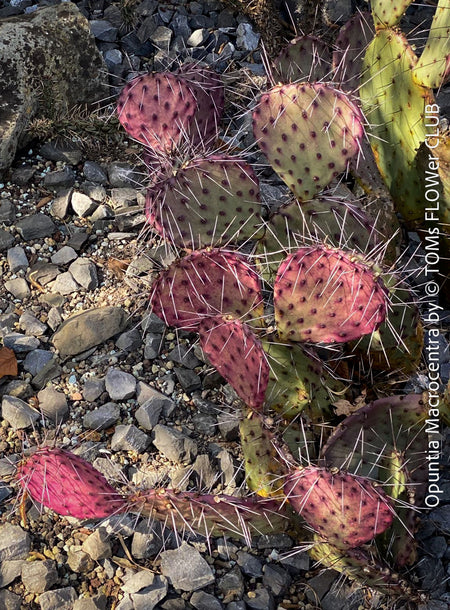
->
[160,542,215,591]
[0,2,107,174]
[51,306,127,357]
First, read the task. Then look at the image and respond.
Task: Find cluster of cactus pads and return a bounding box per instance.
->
[14,0,450,598]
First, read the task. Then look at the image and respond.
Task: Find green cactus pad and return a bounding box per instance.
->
[146,156,264,250]
[239,411,287,497]
[18,447,127,520]
[259,196,377,279]
[274,246,388,344]
[333,12,375,91]
[128,487,288,540]
[309,536,408,592]
[150,248,264,330]
[321,393,429,503]
[273,35,332,83]
[412,0,450,89]
[252,83,365,201]
[360,29,436,224]
[370,0,415,28]
[285,466,394,548]
[282,423,318,463]
[117,72,197,152]
[199,316,269,410]
[348,275,423,374]
[381,507,418,568]
[263,341,343,421]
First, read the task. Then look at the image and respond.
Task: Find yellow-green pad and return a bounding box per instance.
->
[360,29,436,224]
[309,536,406,591]
[413,0,450,89]
[370,0,414,28]
[239,412,286,498]
[263,340,343,421]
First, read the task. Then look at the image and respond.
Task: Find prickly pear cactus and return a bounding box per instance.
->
[348,274,423,374]
[263,340,343,420]
[127,487,288,541]
[146,155,264,250]
[17,447,127,520]
[199,315,269,410]
[370,0,415,28]
[272,35,331,83]
[359,29,437,225]
[252,83,365,201]
[149,248,264,330]
[333,11,375,91]
[239,411,287,498]
[321,393,429,502]
[175,63,224,145]
[285,466,394,548]
[412,0,450,89]
[117,72,197,153]
[273,246,388,344]
[258,195,377,279]
[309,536,408,592]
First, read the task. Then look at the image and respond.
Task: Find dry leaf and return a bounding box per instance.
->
[106,258,131,279]
[0,347,18,379]
[333,399,355,417]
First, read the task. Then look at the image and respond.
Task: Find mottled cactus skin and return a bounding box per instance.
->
[272,35,331,83]
[274,246,388,344]
[258,195,377,279]
[360,29,437,225]
[199,316,269,410]
[309,536,409,593]
[321,394,429,503]
[285,466,394,549]
[263,340,343,420]
[175,63,224,146]
[370,0,415,28]
[348,274,423,374]
[146,155,263,250]
[252,83,365,201]
[333,11,374,91]
[117,72,197,153]
[117,67,224,155]
[412,0,450,89]
[127,487,288,541]
[239,411,287,498]
[149,248,264,330]
[17,447,126,520]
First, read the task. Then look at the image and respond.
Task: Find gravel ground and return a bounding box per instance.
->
[0,1,449,609]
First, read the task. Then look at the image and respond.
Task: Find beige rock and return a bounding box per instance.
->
[51,307,128,358]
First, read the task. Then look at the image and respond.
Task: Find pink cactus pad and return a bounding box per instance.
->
[17,447,126,520]
[285,466,394,548]
[150,248,264,330]
[199,315,269,409]
[117,72,197,152]
[274,246,388,343]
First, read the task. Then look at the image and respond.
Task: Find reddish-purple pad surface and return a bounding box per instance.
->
[274,246,387,343]
[199,315,269,409]
[150,249,264,330]
[18,447,126,520]
[285,466,394,548]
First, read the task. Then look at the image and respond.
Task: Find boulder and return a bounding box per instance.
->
[0,2,107,174]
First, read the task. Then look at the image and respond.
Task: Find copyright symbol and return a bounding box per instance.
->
[425,281,439,296]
